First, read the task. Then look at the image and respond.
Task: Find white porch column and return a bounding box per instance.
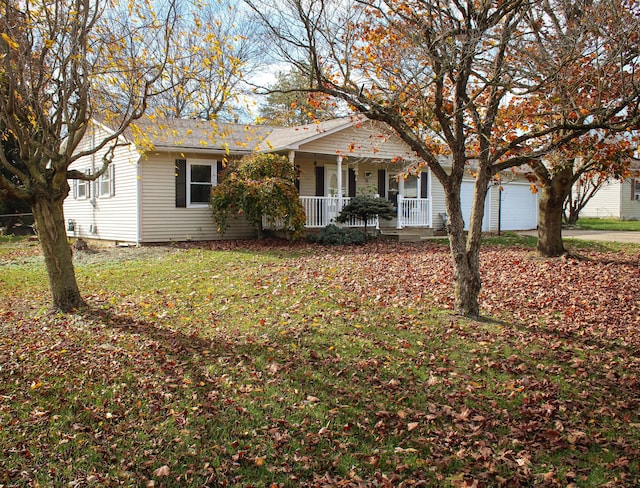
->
[396,175,405,229]
[288,150,296,166]
[336,155,343,208]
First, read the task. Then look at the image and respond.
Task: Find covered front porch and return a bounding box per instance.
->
[259,116,438,233]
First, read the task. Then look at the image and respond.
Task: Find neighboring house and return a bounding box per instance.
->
[578,177,640,220]
[64,116,538,244]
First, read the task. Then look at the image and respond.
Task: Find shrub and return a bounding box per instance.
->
[210,154,306,240]
[309,224,368,245]
[336,195,395,234]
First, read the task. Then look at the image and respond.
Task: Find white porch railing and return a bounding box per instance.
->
[397,196,432,228]
[297,196,431,229]
[298,196,379,229]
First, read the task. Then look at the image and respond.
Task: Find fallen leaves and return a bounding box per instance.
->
[1,239,639,486]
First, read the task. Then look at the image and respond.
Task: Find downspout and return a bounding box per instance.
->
[90,129,97,236]
[498,184,502,236]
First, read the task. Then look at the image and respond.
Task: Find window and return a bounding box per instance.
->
[388,172,418,204]
[634,179,640,201]
[74,169,91,199]
[96,164,114,198]
[175,159,220,208]
[187,161,216,207]
[404,174,418,198]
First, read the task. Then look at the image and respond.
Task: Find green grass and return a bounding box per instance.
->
[0,239,638,487]
[575,217,640,231]
[482,230,640,254]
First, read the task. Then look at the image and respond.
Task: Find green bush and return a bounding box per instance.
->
[210,153,306,240]
[336,195,395,234]
[309,224,368,245]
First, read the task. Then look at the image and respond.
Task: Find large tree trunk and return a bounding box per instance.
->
[31,194,85,311]
[444,174,489,318]
[537,169,573,257]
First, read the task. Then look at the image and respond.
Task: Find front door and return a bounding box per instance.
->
[325,165,348,197]
[325,165,348,223]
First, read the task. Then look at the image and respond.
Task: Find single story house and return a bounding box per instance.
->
[63,116,538,245]
[578,177,640,220]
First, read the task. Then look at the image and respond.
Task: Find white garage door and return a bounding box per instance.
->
[499,183,538,231]
[461,182,490,231]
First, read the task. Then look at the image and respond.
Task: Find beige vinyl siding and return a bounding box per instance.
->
[64,127,139,243]
[299,121,420,161]
[620,179,640,220]
[294,155,320,197]
[486,185,500,232]
[427,173,446,230]
[139,154,256,242]
[579,181,622,218]
[352,163,385,196]
[294,156,385,197]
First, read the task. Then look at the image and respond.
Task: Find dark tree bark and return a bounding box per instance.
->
[443,168,491,317]
[31,187,85,311]
[536,166,574,257]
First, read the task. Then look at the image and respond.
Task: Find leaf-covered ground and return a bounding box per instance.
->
[0,238,638,487]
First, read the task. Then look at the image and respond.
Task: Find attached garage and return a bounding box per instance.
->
[459,180,538,232]
[498,183,538,231]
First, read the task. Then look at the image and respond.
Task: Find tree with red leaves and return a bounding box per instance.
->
[248,0,640,316]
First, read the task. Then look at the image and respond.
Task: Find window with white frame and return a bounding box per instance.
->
[404,174,418,198]
[74,169,91,199]
[388,172,418,204]
[187,161,216,207]
[96,164,114,198]
[634,179,640,201]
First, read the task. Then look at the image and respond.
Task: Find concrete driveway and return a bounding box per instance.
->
[519,229,640,244]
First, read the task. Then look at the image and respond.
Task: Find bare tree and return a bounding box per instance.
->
[563,147,639,225]
[246,0,640,316]
[0,0,180,311]
[148,1,265,121]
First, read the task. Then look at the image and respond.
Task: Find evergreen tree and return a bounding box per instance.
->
[336,196,395,235]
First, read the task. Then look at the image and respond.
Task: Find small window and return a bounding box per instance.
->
[187,161,216,207]
[75,169,91,199]
[387,172,418,204]
[404,174,418,198]
[97,164,114,198]
[634,179,640,201]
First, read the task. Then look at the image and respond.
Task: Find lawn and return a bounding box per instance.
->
[574,218,640,231]
[0,237,638,487]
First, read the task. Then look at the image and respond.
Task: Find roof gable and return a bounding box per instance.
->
[257,117,365,151]
[258,116,420,162]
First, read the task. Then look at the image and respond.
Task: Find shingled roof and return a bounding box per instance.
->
[128,117,275,154]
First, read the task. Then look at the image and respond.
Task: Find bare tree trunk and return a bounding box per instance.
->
[565,204,580,225]
[537,171,573,257]
[444,174,489,318]
[31,195,85,312]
